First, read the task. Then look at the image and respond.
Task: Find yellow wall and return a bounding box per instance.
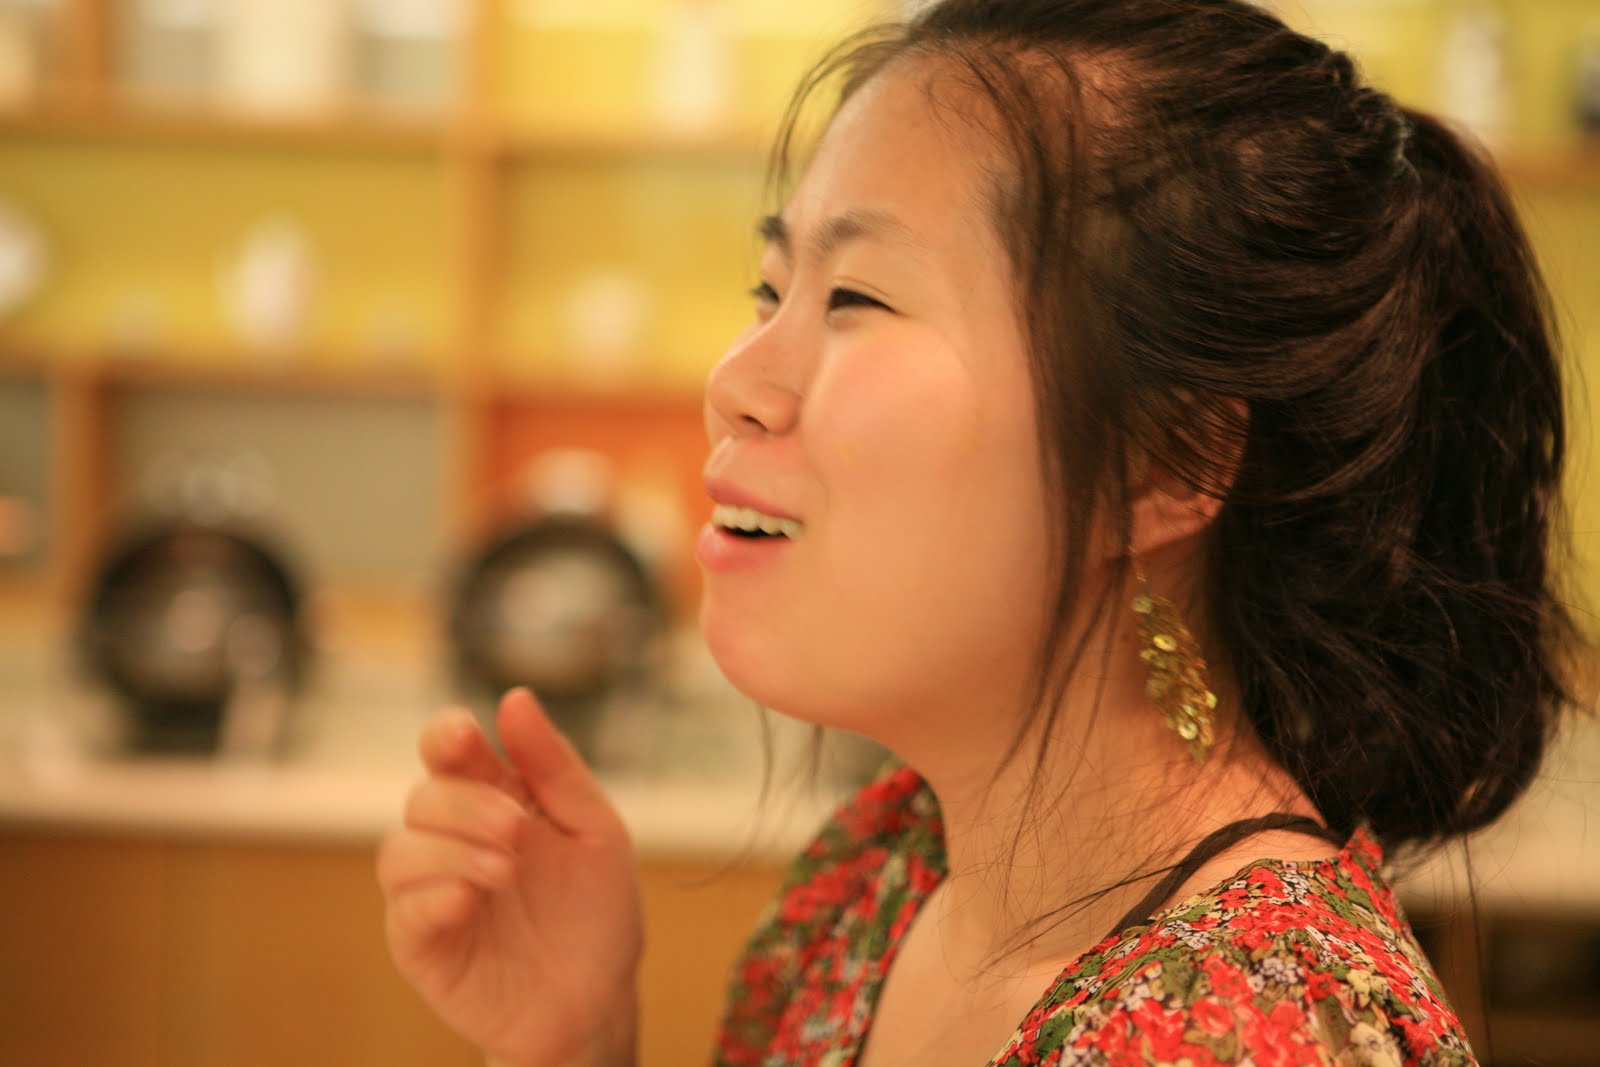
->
[0,143,453,367]
[1285,0,1600,633]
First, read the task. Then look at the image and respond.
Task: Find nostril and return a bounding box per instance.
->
[747,383,803,436]
[706,344,803,438]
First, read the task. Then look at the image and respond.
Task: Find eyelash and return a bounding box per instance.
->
[749,281,888,313]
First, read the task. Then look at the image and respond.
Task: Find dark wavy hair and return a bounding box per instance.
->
[769,0,1590,855]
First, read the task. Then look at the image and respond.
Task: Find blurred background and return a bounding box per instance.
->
[0,0,1595,1064]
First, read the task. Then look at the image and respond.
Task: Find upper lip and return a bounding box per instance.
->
[703,477,800,521]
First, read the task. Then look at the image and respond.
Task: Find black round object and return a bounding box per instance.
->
[449,516,662,759]
[80,520,308,752]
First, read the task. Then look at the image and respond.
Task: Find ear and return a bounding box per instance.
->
[1126,397,1247,560]
[1128,470,1226,559]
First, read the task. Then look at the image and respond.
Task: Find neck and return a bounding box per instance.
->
[893,618,1320,980]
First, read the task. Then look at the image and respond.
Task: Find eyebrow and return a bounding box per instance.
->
[758,209,926,264]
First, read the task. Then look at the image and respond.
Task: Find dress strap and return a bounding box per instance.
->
[1108,812,1342,938]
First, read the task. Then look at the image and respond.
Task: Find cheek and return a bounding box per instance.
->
[811,336,1045,542]
[701,329,1055,726]
[809,341,1055,640]
[808,339,981,481]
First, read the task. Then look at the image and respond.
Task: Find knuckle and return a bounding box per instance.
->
[375,831,410,888]
[401,780,430,823]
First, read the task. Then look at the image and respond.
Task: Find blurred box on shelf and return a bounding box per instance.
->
[0,0,55,104]
[115,0,462,115]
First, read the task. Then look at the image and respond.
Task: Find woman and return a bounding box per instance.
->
[377,2,1585,1064]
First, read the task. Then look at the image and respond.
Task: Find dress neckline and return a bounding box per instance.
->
[843,772,1375,1067]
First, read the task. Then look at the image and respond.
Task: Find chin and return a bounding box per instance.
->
[698,591,969,740]
[701,614,795,713]
[699,614,841,729]
[699,597,766,686]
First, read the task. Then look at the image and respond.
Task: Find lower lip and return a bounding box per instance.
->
[695,523,795,573]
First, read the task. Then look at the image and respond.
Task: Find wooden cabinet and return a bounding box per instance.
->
[1409,906,1600,1067]
[0,827,786,1067]
[7,825,1598,1067]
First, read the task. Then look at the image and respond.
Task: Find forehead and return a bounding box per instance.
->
[783,62,1009,253]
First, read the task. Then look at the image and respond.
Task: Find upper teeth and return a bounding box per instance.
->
[713,504,803,538]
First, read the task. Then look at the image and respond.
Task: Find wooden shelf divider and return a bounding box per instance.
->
[0,102,450,153]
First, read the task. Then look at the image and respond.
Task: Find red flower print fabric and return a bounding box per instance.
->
[714,767,1474,1066]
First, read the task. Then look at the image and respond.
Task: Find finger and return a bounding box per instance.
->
[403,777,529,853]
[377,827,518,896]
[419,707,512,787]
[386,878,481,956]
[497,687,619,837]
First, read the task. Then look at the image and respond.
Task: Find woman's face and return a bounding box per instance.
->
[697,64,1056,742]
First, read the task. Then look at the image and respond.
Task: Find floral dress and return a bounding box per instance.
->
[714,767,1474,1067]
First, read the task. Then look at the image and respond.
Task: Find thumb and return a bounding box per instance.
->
[497,688,618,837]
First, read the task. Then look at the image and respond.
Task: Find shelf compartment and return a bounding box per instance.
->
[0,374,52,575]
[480,391,707,614]
[0,135,456,366]
[101,382,450,595]
[489,1,885,148]
[494,158,764,390]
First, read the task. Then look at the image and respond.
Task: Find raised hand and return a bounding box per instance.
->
[378,688,643,1067]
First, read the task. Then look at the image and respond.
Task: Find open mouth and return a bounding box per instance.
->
[712,504,803,540]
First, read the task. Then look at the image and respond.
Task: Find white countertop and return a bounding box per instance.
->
[0,603,853,860]
[1,603,1595,905]
[4,710,1594,913]
[1388,713,1600,917]
[0,749,842,860]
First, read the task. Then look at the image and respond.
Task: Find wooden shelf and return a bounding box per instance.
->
[1,343,722,403]
[1497,142,1600,189]
[0,99,784,165]
[1,345,449,397]
[0,352,54,380]
[89,355,449,399]
[8,103,1595,184]
[486,374,702,409]
[0,98,451,154]
[494,126,773,166]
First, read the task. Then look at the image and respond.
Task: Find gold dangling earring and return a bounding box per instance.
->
[1131,562,1217,763]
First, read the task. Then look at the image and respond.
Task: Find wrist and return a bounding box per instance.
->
[586,983,639,1067]
[485,985,638,1067]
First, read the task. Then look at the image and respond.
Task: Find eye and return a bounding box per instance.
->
[828,288,890,313]
[748,280,780,304]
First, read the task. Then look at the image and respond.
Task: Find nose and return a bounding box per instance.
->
[704,331,803,441]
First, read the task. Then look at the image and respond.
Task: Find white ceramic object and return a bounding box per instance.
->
[652,0,731,136]
[0,198,48,322]
[219,217,316,355]
[563,269,652,380]
[520,448,614,517]
[119,0,220,98]
[216,0,350,114]
[351,0,462,109]
[0,6,42,103]
[1437,3,1508,149]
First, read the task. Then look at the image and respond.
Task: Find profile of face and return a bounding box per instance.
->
[697,63,1059,746]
